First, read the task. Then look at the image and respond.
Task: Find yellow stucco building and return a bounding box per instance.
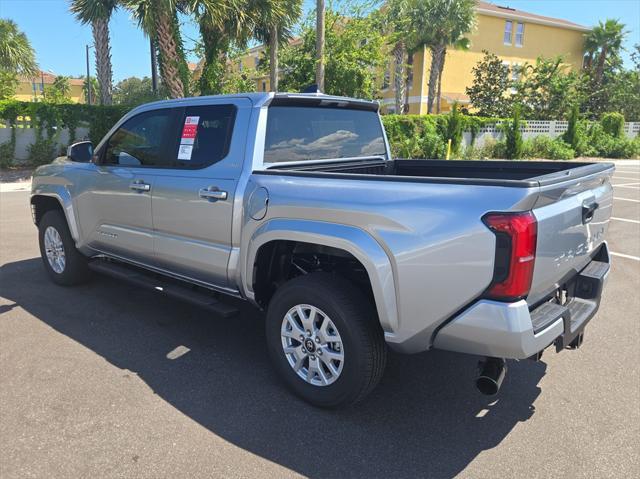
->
[232,1,589,114]
[14,71,86,103]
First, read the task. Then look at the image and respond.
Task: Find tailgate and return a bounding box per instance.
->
[528,164,614,305]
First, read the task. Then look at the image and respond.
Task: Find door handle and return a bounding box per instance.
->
[199,187,228,201]
[582,201,599,224]
[130,180,151,192]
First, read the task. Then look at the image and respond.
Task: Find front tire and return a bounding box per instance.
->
[38,210,89,286]
[266,273,387,407]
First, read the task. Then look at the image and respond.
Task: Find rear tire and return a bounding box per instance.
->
[38,210,89,286]
[265,273,387,407]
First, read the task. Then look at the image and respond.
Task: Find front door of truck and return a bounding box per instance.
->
[75,107,180,266]
[150,99,250,289]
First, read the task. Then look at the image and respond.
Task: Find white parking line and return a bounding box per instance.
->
[614,185,640,189]
[610,251,640,261]
[611,217,640,224]
[613,182,640,187]
[614,197,640,203]
[613,176,640,181]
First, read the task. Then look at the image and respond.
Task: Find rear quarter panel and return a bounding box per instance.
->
[242,173,539,352]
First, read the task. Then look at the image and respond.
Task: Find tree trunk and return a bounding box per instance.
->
[393,41,405,114]
[595,45,607,84]
[155,9,184,99]
[436,48,446,113]
[403,52,414,114]
[315,0,325,91]
[91,17,113,105]
[426,44,445,113]
[198,20,227,95]
[269,26,278,92]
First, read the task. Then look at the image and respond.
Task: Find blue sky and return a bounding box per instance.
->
[1,0,638,82]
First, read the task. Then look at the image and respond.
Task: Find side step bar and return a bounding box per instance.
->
[89,260,239,318]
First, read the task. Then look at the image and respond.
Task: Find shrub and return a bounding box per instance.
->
[444,103,464,155]
[563,103,580,150]
[600,112,625,138]
[502,106,524,159]
[582,123,640,158]
[382,114,446,159]
[523,135,575,160]
[27,137,58,166]
[0,140,14,169]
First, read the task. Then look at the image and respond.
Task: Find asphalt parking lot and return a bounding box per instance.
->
[1,162,639,478]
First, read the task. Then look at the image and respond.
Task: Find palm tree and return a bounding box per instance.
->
[584,19,627,84]
[412,0,475,113]
[52,75,71,97]
[435,36,470,113]
[124,0,191,99]
[192,0,251,95]
[386,0,412,113]
[0,19,38,76]
[316,0,325,91]
[70,0,117,105]
[82,76,99,103]
[253,0,301,92]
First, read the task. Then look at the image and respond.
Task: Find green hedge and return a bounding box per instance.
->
[0,100,131,145]
[383,112,639,160]
[0,101,132,167]
[381,113,499,159]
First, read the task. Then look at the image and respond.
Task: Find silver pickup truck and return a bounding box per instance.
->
[31,93,613,407]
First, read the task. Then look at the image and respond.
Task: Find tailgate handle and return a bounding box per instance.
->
[582,201,599,224]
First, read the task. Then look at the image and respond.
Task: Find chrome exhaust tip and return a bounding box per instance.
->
[476,358,507,396]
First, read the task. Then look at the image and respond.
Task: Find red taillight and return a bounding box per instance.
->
[482,211,537,301]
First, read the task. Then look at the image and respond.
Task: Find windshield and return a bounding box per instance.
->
[264,106,386,163]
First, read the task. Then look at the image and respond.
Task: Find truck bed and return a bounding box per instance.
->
[265,159,612,187]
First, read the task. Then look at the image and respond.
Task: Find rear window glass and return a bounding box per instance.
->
[264,106,386,163]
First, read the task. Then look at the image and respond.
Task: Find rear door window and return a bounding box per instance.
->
[172,104,237,168]
[264,106,386,163]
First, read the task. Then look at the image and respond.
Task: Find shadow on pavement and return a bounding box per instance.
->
[1,258,546,478]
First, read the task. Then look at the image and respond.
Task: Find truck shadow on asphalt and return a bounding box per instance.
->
[1,258,546,479]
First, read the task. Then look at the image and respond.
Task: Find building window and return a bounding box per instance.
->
[503,20,513,45]
[238,60,243,72]
[254,56,260,68]
[515,22,525,47]
[262,80,267,92]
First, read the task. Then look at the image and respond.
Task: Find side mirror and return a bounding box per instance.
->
[67,141,93,163]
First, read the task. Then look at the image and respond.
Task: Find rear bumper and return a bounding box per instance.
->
[432,244,610,359]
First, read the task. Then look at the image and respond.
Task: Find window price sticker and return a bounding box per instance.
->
[177,144,194,160]
[178,116,199,159]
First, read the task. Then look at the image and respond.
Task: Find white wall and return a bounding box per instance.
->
[0,127,90,162]
[463,121,639,148]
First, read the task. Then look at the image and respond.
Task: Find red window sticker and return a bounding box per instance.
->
[181,116,200,144]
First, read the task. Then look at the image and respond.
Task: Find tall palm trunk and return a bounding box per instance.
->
[155,9,184,99]
[595,45,608,84]
[392,41,405,114]
[426,44,445,113]
[91,17,113,105]
[269,26,278,92]
[403,52,414,114]
[315,0,325,91]
[436,47,446,113]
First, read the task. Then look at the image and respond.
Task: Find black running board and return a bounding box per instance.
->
[88,260,239,318]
